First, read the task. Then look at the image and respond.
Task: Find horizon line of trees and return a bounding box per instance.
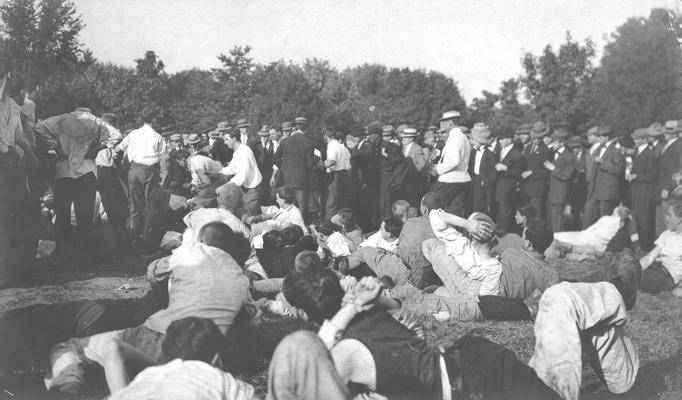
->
[1,0,681,140]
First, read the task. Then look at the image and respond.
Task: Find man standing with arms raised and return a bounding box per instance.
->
[427,110,471,217]
[273,117,314,220]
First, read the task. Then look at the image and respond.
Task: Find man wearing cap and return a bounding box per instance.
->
[494,127,525,232]
[236,118,251,147]
[544,127,578,232]
[628,128,658,250]
[381,125,395,143]
[280,121,293,139]
[426,110,471,217]
[469,123,497,215]
[95,113,128,231]
[114,107,165,252]
[35,89,121,261]
[253,127,275,204]
[592,126,625,218]
[163,133,191,196]
[274,117,314,217]
[514,124,532,153]
[522,122,554,219]
[582,126,603,228]
[398,127,426,207]
[208,122,233,165]
[221,130,263,216]
[655,120,682,235]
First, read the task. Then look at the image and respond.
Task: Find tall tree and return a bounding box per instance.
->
[591,8,682,134]
[520,33,595,132]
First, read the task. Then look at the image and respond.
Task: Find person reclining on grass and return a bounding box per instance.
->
[270,270,640,400]
[109,317,256,399]
[44,222,251,394]
[330,208,364,248]
[248,186,308,236]
[639,200,682,297]
[359,217,402,253]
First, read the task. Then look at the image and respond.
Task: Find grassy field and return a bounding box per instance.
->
[1,251,681,400]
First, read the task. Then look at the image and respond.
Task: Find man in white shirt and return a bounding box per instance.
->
[221,130,262,216]
[426,110,471,218]
[360,217,402,253]
[324,129,352,217]
[116,107,165,250]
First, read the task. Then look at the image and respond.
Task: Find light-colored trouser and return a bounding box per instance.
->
[420,239,482,320]
[267,330,351,400]
[389,283,482,321]
[529,282,638,400]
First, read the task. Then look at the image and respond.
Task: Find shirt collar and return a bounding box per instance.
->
[637,143,649,153]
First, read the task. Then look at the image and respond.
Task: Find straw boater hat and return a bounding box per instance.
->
[382,125,395,136]
[281,121,293,131]
[294,117,308,125]
[529,122,550,138]
[170,133,182,142]
[401,128,418,138]
[663,120,679,134]
[236,119,250,129]
[187,133,201,145]
[631,128,649,140]
[440,110,461,121]
[470,123,492,145]
[586,126,599,137]
[257,127,270,137]
[216,121,231,132]
[648,122,663,137]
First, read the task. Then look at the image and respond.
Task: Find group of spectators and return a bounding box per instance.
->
[2,56,682,399]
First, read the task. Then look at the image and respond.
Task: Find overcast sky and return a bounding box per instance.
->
[76,0,672,102]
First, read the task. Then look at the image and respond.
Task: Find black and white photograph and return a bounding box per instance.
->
[0,0,681,398]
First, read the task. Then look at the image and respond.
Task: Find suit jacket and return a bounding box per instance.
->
[523,142,553,197]
[594,140,625,201]
[495,146,525,201]
[548,147,578,205]
[656,138,682,200]
[253,139,275,180]
[469,146,497,205]
[404,142,426,174]
[631,145,658,200]
[353,138,378,184]
[273,132,314,189]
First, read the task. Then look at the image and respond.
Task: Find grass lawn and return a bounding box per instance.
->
[1,251,681,399]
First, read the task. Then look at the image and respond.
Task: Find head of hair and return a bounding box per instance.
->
[198,222,234,254]
[469,212,496,245]
[226,234,250,267]
[421,193,443,214]
[74,89,94,109]
[282,269,344,325]
[263,230,286,251]
[161,317,223,364]
[140,107,155,124]
[335,208,357,230]
[281,225,304,246]
[391,200,411,220]
[517,203,537,219]
[276,186,296,205]
[294,250,323,273]
[227,129,240,141]
[670,201,682,219]
[523,218,554,253]
[382,217,404,238]
[315,220,341,237]
[216,183,244,211]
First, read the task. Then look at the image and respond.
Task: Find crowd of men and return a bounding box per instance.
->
[3,57,682,400]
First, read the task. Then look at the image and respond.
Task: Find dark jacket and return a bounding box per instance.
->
[274,132,314,189]
[548,147,577,205]
[253,139,275,180]
[594,140,625,201]
[495,145,525,201]
[523,142,553,197]
[656,138,682,201]
[630,145,658,198]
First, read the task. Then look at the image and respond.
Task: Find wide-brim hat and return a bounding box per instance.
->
[497,126,514,140]
[395,124,409,135]
[663,120,679,134]
[631,128,649,140]
[294,117,308,125]
[585,126,599,136]
[649,123,663,137]
[170,133,182,142]
[597,126,614,137]
[567,136,583,148]
[236,119,250,128]
[401,128,418,138]
[216,121,231,132]
[160,126,177,137]
[471,124,492,144]
[281,121,293,131]
[187,133,201,145]
[530,122,549,138]
[440,110,461,121]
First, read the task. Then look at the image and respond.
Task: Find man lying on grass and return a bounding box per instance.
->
[45,222,251,394]
[276,268,640,400]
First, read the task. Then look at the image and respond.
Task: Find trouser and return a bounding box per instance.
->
[54,173,97,255]
[598,199,618,219]
[0,170,31,287]
[243,185,261,217]
[631,193,655,251]
[97,166,128,229]
[495,194,514,234]
[348,247,411,286]
[470,176,491,215]
[655,199,669,237]
[421,238,483,320]
[389,283,481,321]
[267,330,351,400]
[529,282,638,400]
[528,195,546,222]
[128,163,161,243]
[640,262,675,293]
[427,181,470,218]
[325,170,349,218]
[292,188,307,218]
[583,195,600,229]
[548,202,566,233]
[358,176,380,232]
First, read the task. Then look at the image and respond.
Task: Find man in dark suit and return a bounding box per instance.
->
[544,128,577,232]
[273,117,314,216]
[655,120,682,235]
[494,128,524,232]
[522,122,553,219]
[592,126,625,218]
[468,123,497,215]
[513,123,532,153]
[628,128,658,250]
[582,127,602,228]
[253,127,276,205]
[354,122,381,230]
[568,136,588,230]
[236,118,253,147]
[398,128,426,208]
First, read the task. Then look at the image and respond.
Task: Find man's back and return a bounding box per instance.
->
[276,133,313,189]
[122,124,163,165]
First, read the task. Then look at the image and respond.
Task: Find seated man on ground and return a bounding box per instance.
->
[330,208,364,248]
[45,222,251,394]
[311,220,356,268]
[396,194,440,289]
[548,205,630,259]
[248,186,307,236]
[491,202,536,256]
[109,317,256,399]
[639,201,682,297]
[359,217,402,252]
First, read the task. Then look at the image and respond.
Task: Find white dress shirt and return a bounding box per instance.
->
[95,147,116,168]
[221,143,262,189]
[117,123,164,165]
[326,139,351,172]
[188,154,223,186]
[436,127,471,183]
[403,142,413,157]
[499,143,513,161]
[473,147,484,175]
[359,231,399,253]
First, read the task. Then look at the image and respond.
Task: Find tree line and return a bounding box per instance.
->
[1,0,681,139]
